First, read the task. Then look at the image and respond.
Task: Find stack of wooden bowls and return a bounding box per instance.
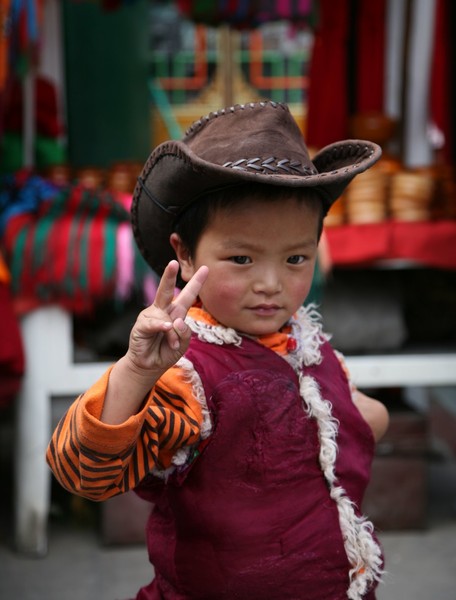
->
[389,170,435,221]
[344,112,399,224]
[437,165,456,220]
[345,162,388,224]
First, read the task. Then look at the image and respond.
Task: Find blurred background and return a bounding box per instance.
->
[0,0,455,598]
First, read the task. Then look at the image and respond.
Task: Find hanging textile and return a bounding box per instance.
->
[0,74,65,173]
[306,0,350,147]
[430,0,454,165]
[0,0,12,91]
[0,0,45,145]
[355,0,386,113]
[306,0,386,148]
[1,0,44,80]
[5,75,61,137]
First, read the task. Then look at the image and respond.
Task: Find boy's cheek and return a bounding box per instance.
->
[204,280,239,303]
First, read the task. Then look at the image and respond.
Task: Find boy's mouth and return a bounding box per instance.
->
[250,304,281,316]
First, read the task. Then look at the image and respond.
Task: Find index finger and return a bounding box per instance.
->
[172,265,209,316]
[153,260,180,310]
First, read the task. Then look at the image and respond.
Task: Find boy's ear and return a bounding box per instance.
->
[169,233,195,282]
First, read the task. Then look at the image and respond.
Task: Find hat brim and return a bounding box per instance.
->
[131,138,381,275]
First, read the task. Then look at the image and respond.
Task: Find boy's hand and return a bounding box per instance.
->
[126,260,209,379]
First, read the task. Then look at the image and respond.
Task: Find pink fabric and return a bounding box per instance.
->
[143,273,159,305]
[116,223,135,301]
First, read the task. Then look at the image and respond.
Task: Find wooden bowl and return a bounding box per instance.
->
[349,112,398,146]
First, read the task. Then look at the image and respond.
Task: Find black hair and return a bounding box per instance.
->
[173,182,325,260]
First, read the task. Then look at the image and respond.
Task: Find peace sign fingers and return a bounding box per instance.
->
[153,260,208,319]
[158,261,208,352]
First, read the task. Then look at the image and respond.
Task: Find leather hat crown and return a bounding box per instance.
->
[132,100,381,274]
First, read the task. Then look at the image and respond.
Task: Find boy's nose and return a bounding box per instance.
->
[252,268,282,295]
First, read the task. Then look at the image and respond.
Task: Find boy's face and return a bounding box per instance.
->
[173,195,320,336]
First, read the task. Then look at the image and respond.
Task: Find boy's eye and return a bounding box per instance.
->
[230,256,251,265]
[288,255,305,265]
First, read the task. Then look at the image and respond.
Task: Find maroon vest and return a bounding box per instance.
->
[135,335,379,600]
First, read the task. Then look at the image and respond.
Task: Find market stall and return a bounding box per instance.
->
[0,0,455,555]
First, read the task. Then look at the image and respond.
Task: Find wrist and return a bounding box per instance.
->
[101,356,161,425]
[117,354,164,392]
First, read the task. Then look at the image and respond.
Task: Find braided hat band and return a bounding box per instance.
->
[132,101,381,275]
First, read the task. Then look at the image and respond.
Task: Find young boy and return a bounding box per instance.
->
[47,101,389,600]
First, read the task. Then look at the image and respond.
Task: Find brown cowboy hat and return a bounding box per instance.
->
[131,101,381,274]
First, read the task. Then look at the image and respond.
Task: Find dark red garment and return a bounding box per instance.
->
[135,334,379,599]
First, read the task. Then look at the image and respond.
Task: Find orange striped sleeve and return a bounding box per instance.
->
[46,363,204,501]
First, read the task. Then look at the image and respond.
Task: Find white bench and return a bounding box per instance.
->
[14,305,456,555]
[15,306,111,555]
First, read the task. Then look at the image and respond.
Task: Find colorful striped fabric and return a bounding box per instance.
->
[1,171,155,314]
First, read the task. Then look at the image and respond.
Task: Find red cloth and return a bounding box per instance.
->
[355,0,386,113]
[430,0,453,164]
[4,76,62,138]
[325,221,456,270]
[306,0,350,147]
[306,0,387,145]
[0,283,24,409]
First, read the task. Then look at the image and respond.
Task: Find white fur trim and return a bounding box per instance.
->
[151,357,213,478]
[187,317,242,346]
[299,375,384,599]
[187,305,327,368]
[285,304,329,370]
[176,356,212,440]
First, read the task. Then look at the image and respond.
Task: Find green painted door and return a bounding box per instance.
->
[63,0,150,168]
